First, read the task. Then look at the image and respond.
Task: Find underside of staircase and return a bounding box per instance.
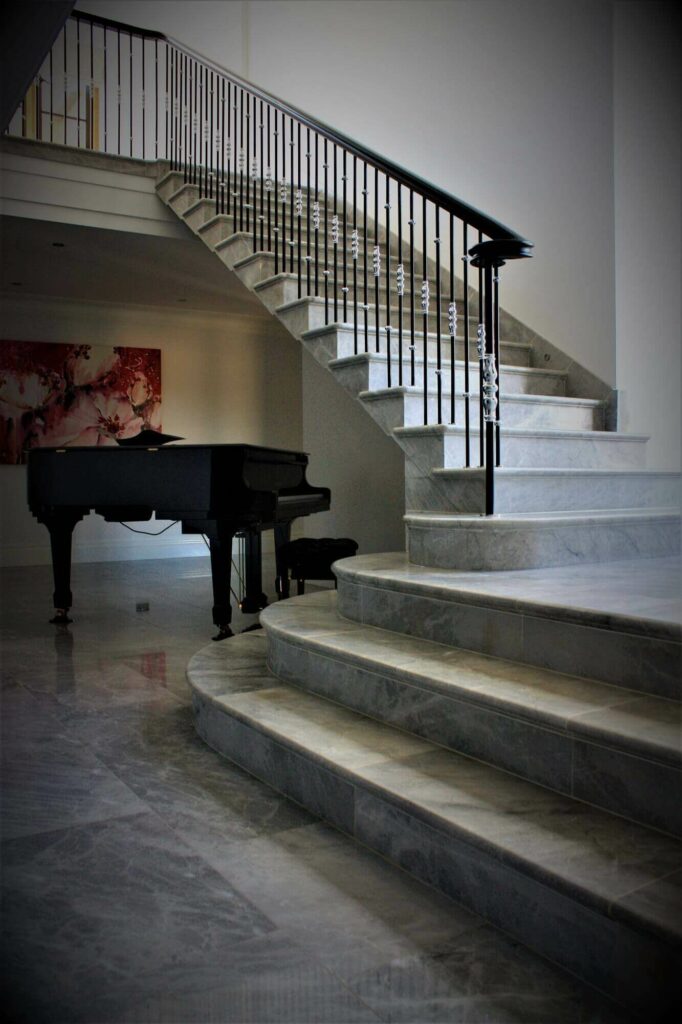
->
[157,171,682,1020]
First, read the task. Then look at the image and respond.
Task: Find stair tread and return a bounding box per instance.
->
[406,507,680,522]
[434,466,682,478]
[189,629,682,945]
[395,423,647,441]
[262,591,681,766]
[360,387,603,407]
[332,551,682,641]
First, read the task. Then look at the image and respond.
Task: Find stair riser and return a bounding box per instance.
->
[329,358,569,405]
[184,199,220,232]
[156,171,185,202]
[215,233,255,269]
[396,430,648,472]
[363,392,602,434]
[429,471,682,514]
[328,353,567,397]
[406,513,681,571]
[193,691,681,1018]
[335,576,681,700]
[306,330,525,369]
[267,633,682,838]
[167,184,202,216]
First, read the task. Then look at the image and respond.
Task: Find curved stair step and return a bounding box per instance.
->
[188,629,682,1019]
[261,590,681,836]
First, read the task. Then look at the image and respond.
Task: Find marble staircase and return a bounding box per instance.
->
[156,168,681,573]
[162,168,682,1019]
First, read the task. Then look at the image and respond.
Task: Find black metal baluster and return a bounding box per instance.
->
[154,39,158,159]
[274,108,279,272]
[89,19,94,149]
[463,222,471,466]
[76,18,80,147]
[482,260,495,512]
[141,34,145,158]
[363,162,368,352]
[239,88,244,231]
[289,117,294,272]
[266,105,271,251]
[352,154,358,354]
[64,27,68,147]
[128,30,132,157]
[449,212,455,424]
[435,205,442,424]
[227,80,232,214]
[104,28,109,152]
[297,120,302,297]
[324,138,329,323]
[342,149,348,322]
[245,88,250,231]
[220,77,225,213]
[182,54,188,182]
[258,100,264,248]
[49,47,53,143]
[422,197,428,425]
[306,127,311,296]
[385,176,392,387]
[397,185,403,385]
[333,144,339,322]
[494,265,501,466]
[191,59,197,185]
[163,43,168,162]
[478,229,484,465]
[314,134,319,295]
[374,166,379,352]
[409,191,415,385]
[281,114,287,274]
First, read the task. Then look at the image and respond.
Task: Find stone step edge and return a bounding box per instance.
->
[360,388,603,409]
[332,554,681,644]
[261,595,681,770]
[327,351,567,382]
[272,291,523,329]
[394,423,648,442]
[434,467,682,481]
[188,646,682,963]
[248,265,467,297]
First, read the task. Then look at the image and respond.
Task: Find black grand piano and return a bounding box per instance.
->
[27,443,330,639]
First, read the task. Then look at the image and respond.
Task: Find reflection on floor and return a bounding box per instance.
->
[1,557,626,1023]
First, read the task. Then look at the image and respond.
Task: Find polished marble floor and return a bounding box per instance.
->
[1,557,629,1023]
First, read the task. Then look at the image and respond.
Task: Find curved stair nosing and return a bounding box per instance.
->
[188,634,682,1021]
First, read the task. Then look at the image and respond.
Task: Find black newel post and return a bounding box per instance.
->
[468,238,533,515]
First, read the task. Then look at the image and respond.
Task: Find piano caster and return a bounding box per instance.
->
[50,609,73,625]
[212,625,234,642]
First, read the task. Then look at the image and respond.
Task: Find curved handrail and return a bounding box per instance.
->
[68,8,522,242]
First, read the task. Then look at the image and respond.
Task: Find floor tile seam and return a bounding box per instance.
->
[197,692,680,946]
[0,806,161,850]
[266,631,682,767]
[338,573,682,641]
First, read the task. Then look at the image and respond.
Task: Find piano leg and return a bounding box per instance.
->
[43,510,85,624]
[240,530,269,614]
[206,523,235,641]
[274,523,292,599]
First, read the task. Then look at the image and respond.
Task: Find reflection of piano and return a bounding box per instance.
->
[27,443,330,639]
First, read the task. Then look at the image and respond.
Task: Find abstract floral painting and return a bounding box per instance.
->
[0,342,162,464]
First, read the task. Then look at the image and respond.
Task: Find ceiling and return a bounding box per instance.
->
[0,215,266,316]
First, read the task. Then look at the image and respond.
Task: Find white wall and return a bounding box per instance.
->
[613,2,681,470]
[0,297,303,565]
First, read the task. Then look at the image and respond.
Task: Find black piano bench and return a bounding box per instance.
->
[276,537,358,599]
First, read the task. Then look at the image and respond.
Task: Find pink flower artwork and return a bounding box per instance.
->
[0,341,162,464]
